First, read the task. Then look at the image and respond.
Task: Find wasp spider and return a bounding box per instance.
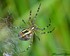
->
[18,3,55,52]
[0,3,55,54]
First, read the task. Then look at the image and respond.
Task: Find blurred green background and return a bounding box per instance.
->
[0,0,70,56]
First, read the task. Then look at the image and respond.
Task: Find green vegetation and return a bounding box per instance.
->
[0,0,70,56]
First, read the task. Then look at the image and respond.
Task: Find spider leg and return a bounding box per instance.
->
[35,18,52,31]
[29,10,32,20]
[26,41,33,51]
[34,33,40,41]
[47,27,55,33]
[31,3,41,25]
[40,18,51,31]
[22,10,32,26]
[22,19,26,24]
[42,18,51,30]
[41,27,55,34]
[19,41,33,53]
[17,34,40,55]
[36,35,40,41]
[43,18,55,34]
[46,18,51,28]
[35,20,55,34]
[28,10,33,25]
[34,3,41,18]
[22,18,30,28]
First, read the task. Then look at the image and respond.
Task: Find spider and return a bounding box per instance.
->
[18,3,55,52]
[0,3,55,55]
